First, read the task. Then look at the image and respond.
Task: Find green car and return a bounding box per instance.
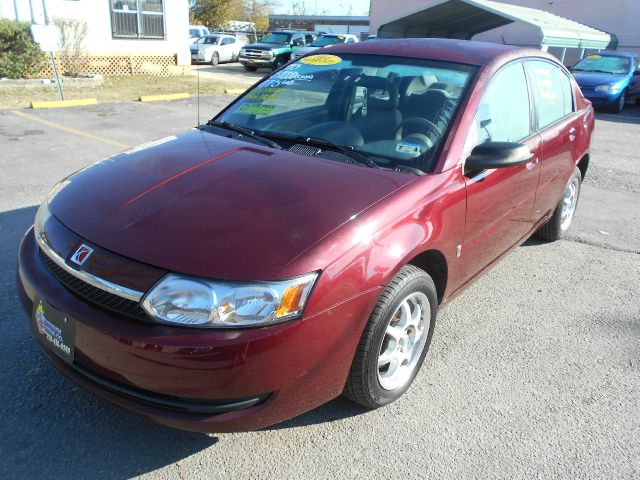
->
[239,30,312,71]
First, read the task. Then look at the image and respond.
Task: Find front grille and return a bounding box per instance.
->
[38,248,148,321]
[242,49,268,58]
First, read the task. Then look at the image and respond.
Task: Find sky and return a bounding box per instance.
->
[274,0,371,16]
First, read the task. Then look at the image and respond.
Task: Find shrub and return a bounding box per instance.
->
[53,17,88,78]
[0,19,47,79]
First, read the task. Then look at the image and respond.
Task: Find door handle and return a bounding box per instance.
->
[568,127,576,142]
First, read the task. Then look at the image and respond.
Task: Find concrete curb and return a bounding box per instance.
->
[224,88,247,95]
[30,98,98,109]
[138,93,190,102]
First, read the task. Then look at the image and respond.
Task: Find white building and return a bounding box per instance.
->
[0,0,190,74]
[370,0,640,65]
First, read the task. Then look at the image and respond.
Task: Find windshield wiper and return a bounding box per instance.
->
[205,121,283,150]
[263,132,380,168]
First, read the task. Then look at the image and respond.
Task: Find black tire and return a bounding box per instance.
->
[210,52,219,66]
[610,89,626,113]
[535,166,582,241]
[271,57,286,70]
[344,265,438,408]
[243,65,257,72]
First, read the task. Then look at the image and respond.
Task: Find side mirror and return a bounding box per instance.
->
[633,70,640,76]
[464,142,532,175]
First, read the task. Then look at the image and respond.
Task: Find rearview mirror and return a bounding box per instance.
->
[464,142,532,175]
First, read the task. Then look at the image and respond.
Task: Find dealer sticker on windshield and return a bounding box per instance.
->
[300,54,342,66]
[396,142,422,155]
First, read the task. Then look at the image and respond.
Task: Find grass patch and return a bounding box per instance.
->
[0,75,242,109]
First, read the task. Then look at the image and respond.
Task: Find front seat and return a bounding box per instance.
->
[350,76,402,143]
[401,88,450,124]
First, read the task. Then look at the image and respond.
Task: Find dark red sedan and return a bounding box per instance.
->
[17,39,593,432]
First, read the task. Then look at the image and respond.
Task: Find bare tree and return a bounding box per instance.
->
[53,17,88,77]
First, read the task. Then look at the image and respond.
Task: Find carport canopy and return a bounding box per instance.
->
[378,0,618,50]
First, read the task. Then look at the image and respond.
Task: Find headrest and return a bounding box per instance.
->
[356,75,399,110]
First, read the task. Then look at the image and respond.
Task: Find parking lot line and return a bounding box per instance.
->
[10,110,131,149]
[135,101,184,113]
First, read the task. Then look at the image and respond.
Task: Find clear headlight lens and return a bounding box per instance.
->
[142,272,318,328]
[595,84,621,93]
[34,179,69,239]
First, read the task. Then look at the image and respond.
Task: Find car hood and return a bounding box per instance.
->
[49,129,413,281]
[243,42,284,50]
[572,71,629,87]
[190,44,217,51]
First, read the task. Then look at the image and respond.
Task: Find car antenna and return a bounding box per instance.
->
[196,60,201,127]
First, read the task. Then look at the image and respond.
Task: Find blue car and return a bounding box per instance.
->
[571,52,640,113]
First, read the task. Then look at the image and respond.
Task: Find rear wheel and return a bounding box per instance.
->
[344,265,437,408]
[535,166,582,241]
[210,52,219,66]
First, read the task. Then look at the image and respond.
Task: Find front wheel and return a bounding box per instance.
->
[611,89,626,113]
[243,65,257,72]
[271,57,286,70]
[344,265,438,408]
[535,166,582,241]
[210,52,219,66]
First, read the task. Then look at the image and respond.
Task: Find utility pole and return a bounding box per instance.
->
[13,0,20,21]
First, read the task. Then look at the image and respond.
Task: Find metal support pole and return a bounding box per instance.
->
[28,0,36,23]
[560,47,567,64]
[13,0,20,21]
[41,0,49,24]
[579,48,586,59]
[50,51,64,100]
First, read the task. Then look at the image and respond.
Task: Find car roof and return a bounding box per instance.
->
[596,51,637,58]
[324,38,555,67]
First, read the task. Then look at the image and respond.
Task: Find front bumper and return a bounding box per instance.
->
[580,87,622,107]
[18,227,380,432]
[239,57,273,68]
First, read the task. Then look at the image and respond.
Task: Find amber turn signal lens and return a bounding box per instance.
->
[276,280,313,319]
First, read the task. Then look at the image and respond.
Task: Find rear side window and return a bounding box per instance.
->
[527,60,569,129]
[472,62,531,145]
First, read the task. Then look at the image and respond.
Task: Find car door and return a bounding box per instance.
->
[218,37,232,61]
[629,56,640,99]
[462,61,542,273]
[525,60,581,222]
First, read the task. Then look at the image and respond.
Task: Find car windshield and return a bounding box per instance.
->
[216,53,475,173]
[195,36,220,45]
[310,36,345,47]
[260,33,291,45]
[573,55,631,74]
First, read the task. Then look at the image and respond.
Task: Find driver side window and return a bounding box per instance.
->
[471,62,531,148]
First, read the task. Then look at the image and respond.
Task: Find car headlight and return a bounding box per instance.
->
[263,52,274,59]
[595,84,621,93]
[142,272,319,328]
[34,179,69,239]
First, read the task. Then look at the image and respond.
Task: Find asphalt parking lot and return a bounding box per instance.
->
[0,98,638,479]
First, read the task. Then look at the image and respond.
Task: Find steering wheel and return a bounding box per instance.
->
[394,117,441,144]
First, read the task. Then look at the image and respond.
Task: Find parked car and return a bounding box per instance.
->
[189,25,209,39]
[571,51,640,113]
[18,38,594,433]
[238,30,312,71]
[190,34,244,66]
[290,33,359,60]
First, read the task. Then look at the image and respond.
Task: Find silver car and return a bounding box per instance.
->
[190,34,245,66]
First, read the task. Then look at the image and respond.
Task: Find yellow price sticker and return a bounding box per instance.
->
[300,54,343,66]
[586,54,602,59]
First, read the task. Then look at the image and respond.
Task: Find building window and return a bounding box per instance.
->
[110,0,165,39]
